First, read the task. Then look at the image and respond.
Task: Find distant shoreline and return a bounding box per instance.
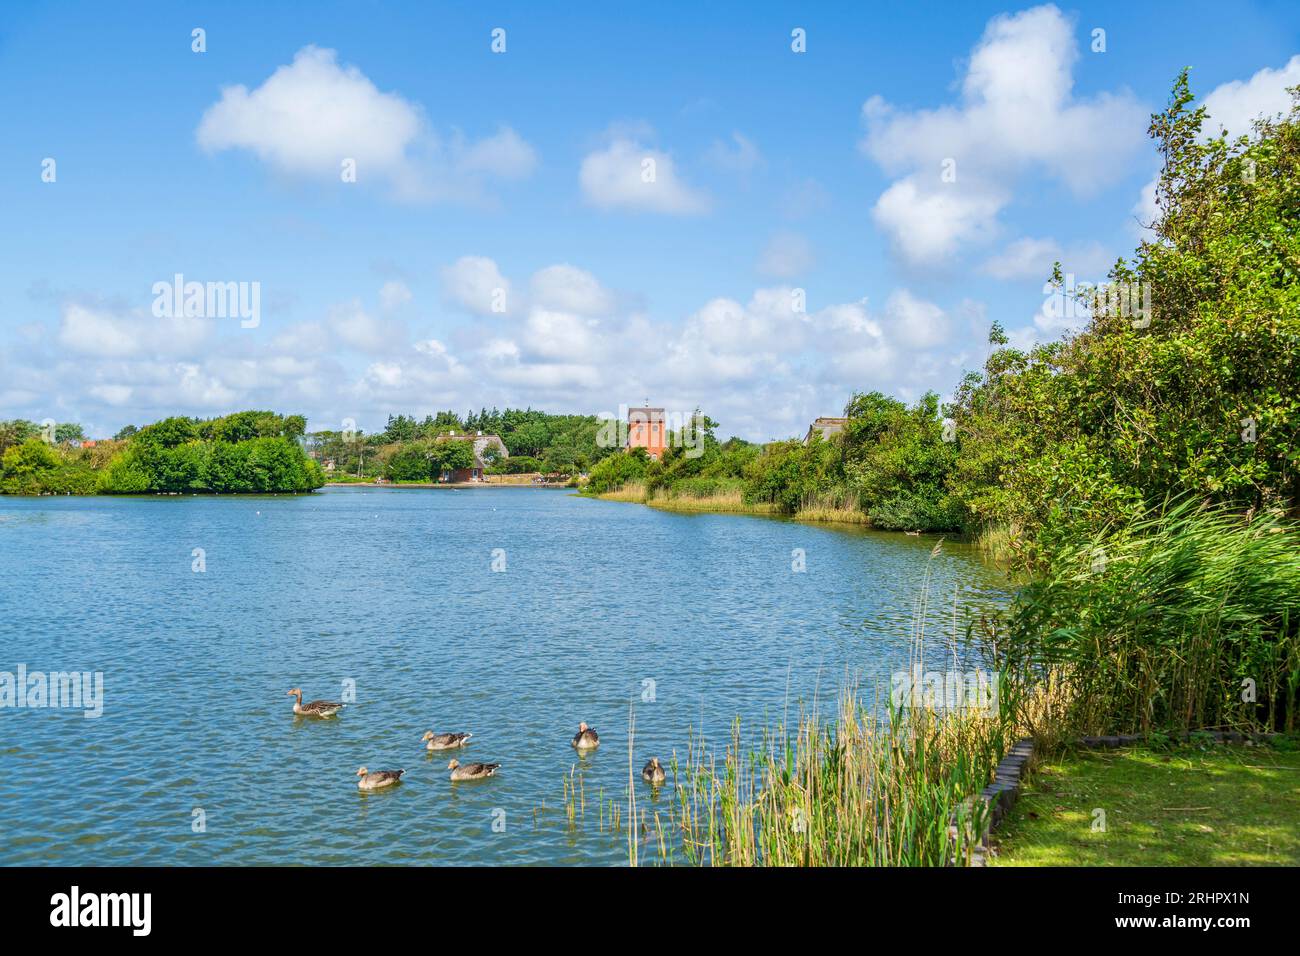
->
[324,480,571,490]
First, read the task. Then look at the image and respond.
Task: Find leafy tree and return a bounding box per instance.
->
[385,444,434,482]
[0,420,40,455]
[845,392,962,531]
[949,75,1300,554]
[743,437,841,513]
[428,439,476,478]
[55,423,85,443]
[431,410,463,430]
[382,414,421,443]
[586,448,649,493]
[489,454,543,475]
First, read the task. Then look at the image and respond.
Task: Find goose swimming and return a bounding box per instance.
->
[287,688,345,718]
[447,759,500,781]
[641,757,666,785]
[422,730,473,751]
[571,721,600,750]
[356,767,404,791]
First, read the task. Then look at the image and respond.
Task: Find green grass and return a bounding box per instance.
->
[992,740,1300,866]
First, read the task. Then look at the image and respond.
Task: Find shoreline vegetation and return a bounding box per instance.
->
[590,480,871,523]
[324,475,568,489]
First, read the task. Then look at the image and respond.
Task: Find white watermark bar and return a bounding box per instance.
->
[151,273,260,328]
[49,886,151,936]
[1041,273,1153,329]
[890,666,998,717]
[0,665,104,718]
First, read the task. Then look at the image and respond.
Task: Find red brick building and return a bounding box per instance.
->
[626,406,667,460]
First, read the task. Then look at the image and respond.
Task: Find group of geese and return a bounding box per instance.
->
[287,688,668,791]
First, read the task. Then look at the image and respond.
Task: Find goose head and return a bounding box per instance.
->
[421,731,434,743]
[577,721,589,732]
[648,757,662,770]
[287,688,301,698]
[447,759,460,771]
[356,766,368,777]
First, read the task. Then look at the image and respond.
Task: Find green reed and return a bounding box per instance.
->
[626,687,1008,867]
[1006,499,1300,735]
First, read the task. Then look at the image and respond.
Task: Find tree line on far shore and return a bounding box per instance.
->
[0,411,324,494]
[303,408,619,482]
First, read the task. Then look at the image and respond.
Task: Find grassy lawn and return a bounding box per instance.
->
[991,740,1300,866]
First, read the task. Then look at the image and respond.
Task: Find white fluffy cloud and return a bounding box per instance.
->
[1202,55,1300,138]
[197,46,419,175]
[452,126,538,180]
[871,179,1004,265]
[519,309,603,363]
[579,137,709,214]
[440,256,512,316]
[197,46,536,201]
[58,303,212,358]
[327,299,405,355]
[860,5,1146,264]
[880,289,951,350]
[529,264,615,316]
[981,236,1112,281]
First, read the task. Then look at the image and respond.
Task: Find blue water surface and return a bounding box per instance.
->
[0,487,1006,865]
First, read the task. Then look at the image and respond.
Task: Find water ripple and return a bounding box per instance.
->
[0,487,1007,865]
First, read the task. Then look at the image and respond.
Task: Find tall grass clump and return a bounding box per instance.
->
[1006,499,1300,735]
[597,481,649,503]
[630,683,1012,866]
[794,486,870,524]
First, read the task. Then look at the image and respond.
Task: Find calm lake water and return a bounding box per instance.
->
[0,486,1006,865]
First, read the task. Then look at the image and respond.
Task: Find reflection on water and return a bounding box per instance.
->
[0,487,1008,865]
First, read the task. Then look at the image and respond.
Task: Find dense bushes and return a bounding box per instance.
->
[487,455,542,475]
[967,78,1300,734]
[0,440,100,495]
[99,435,323,494]
[0,411,325,495]
[94,412,323,494]
[586,447,650,494]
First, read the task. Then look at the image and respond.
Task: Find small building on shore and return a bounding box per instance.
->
[436,430,508,482]
[803,417,848,445]
[626,406,667,460]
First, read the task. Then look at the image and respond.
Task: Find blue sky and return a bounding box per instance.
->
[2,1,1298,440]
